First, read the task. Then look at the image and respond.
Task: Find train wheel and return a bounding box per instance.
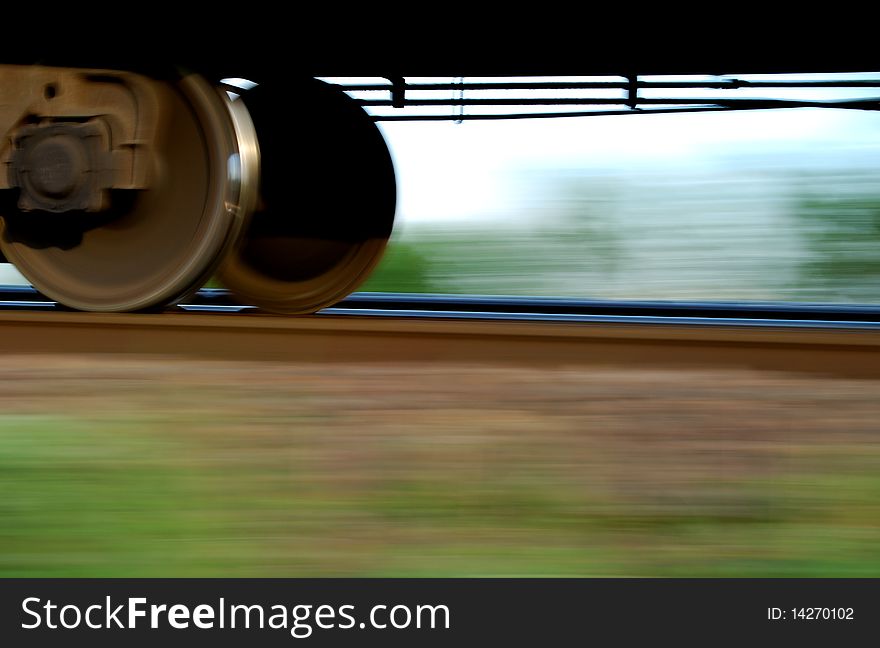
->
[217,77,396,314]
[0,73,258,312]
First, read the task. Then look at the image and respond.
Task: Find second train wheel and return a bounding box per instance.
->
[217,77,396,314]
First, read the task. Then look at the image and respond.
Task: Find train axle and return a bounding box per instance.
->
[0,66,396,314]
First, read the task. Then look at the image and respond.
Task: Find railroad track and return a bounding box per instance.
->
[4,286,880,325]
[1,287,879,378]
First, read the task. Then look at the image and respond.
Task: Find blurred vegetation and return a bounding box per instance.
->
[2,360,880,577]
[787,172,880,301]
[3,414,880,577]
[362,169,880,304]
[359,235,436,293]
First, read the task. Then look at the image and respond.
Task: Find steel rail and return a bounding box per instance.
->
[3,287,880,325]
[0,304,878,378]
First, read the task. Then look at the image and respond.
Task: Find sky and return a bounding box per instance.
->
[325,73,880,224]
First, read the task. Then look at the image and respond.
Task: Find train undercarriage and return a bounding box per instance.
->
[0,64,395,313]
[1,60,878,312]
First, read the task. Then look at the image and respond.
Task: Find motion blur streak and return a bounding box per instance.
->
[2,355,879,577]
[362,167,880,303]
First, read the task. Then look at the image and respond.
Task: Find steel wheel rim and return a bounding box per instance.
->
[0,74,258,312]
[217,77,396,314]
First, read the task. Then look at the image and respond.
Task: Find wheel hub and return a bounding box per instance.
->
[9,121,113,213]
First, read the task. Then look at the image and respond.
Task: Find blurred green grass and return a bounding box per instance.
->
[2,365,880,577]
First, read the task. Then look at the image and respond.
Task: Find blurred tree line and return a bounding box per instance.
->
[787,172,880,301]
[362,168,880,303]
